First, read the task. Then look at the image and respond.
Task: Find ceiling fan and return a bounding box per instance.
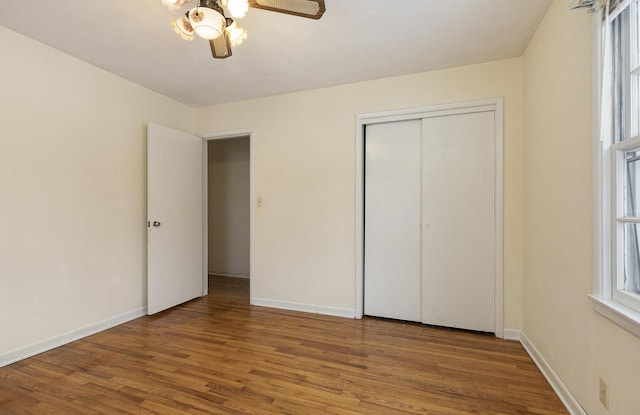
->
[161,0,326,59]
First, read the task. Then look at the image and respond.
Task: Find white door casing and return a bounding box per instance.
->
[147,123,204,315]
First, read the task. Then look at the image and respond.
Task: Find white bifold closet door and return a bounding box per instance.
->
[364,111,495,333]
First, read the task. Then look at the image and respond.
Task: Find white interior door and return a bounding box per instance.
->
[147,123,204,315]
[421,111,495,332]
[364,120,422,322]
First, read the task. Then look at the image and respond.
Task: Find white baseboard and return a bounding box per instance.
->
[0,307,146,368]
[502,328,522,341]
[520,333,587,415]
[252,297,355,318]
[208,272,249,279]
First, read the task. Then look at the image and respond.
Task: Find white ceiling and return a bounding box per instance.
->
[0,0,552,108]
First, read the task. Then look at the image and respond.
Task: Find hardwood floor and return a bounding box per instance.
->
[0,276,567,415]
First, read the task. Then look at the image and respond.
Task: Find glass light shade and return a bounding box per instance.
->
[189,6,226,40]
[223,0,249,18]
[172,15,195,41]
[226,21,247,46]
[161,0,190,12]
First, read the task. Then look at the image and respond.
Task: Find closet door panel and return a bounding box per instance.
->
[421,111,495,332]
[364,120,422,322]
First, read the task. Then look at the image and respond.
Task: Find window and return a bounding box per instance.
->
[611,0,640,312]
[594,0,640,336]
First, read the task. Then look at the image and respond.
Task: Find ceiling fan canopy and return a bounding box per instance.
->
[161,0,326,59]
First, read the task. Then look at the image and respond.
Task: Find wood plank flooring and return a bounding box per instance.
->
[0,276,568,414]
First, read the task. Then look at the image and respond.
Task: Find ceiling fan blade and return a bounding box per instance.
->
[210,32,232,59]
[248,0,325,19]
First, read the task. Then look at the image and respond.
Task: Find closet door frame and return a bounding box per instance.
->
[354,98,505,338]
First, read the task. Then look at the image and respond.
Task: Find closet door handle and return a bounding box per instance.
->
[152,221,162,227]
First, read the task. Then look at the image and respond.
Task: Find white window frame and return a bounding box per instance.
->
[592,0,640,338]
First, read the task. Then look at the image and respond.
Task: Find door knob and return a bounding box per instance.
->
[152,221,161,227]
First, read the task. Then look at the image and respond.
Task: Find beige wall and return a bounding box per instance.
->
[195,58,525,327]
[207,138,250,277]
[0,26,193,358]
[523,1,640,414]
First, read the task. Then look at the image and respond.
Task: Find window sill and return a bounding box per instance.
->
[589,294,640,338]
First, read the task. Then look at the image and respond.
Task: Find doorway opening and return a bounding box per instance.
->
[204,131,255,303]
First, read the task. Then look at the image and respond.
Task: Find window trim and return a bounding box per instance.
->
[589,295,640,337]
[592,0,640,337]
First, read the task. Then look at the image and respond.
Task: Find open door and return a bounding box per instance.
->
[147,123,204,315]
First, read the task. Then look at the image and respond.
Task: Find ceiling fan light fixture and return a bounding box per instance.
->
[164,0,326,59]
[172,14,195,41]
[226,21,248,46]
[189,3,226,40]
[223,0,249,18]
[161,0,190,12]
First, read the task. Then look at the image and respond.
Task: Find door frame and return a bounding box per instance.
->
[201,128,255,305]
[354,98,504,338]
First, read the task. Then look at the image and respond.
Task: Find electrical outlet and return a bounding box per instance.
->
[599,378,609,409]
